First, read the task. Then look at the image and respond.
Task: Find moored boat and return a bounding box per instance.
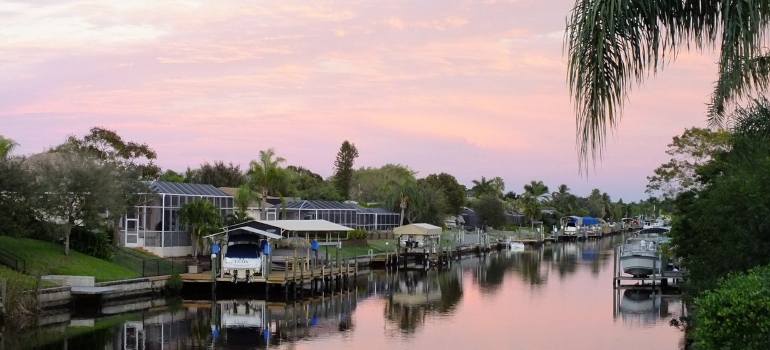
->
[619,236,662,278]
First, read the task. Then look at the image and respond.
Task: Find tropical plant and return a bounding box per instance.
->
[521,194,542,224]
[248,148,287,219]
[470,176,497,198]
[523,180,550,202]
[382,178,448,226]
[566,0,770,163]
[351,164,416,203]
[490,177,505,198]
[179,199,222,258]
[0,136,18,158]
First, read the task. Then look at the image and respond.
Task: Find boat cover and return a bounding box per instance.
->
[581,217,601,225]
[226,244,261,258]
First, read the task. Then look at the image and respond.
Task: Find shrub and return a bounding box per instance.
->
[348,229,368,240]
[166,270,183,294]
[69,226,114,260]
[694,264,770,350]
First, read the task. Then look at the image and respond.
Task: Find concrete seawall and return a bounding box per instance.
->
[34,276,169,310]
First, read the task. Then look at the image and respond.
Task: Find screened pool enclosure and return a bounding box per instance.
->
[122,181,234,257]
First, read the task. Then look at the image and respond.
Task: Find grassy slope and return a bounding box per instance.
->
[0,236,139,282]
[0,265,56,289]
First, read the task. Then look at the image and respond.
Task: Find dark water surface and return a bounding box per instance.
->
[12,235,685,349]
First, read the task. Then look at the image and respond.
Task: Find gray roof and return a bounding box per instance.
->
[284,200,355,210]
[150,181,231,197]
[345,203,396,214]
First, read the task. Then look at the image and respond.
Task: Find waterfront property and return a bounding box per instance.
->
[121,181,234,257]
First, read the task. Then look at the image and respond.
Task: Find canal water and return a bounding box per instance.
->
[12,235,685,349]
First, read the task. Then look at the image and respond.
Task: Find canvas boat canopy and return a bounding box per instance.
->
[394,223,442,237]
[255,219,353,232]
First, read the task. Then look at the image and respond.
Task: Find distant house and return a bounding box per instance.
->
[280,200,399,231]
[121,181,234,257]
[345,203,401,232]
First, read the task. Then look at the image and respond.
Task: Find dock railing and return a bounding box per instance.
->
[488,228,542,242]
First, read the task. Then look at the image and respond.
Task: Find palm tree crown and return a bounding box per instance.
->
[566,0,770,164]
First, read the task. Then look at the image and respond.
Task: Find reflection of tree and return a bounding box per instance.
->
[385,268,462,334]
[519,251,546,286]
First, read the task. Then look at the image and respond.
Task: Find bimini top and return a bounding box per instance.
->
[393,223,442,237]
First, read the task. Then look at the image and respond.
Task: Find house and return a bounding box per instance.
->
[121,181,234,257]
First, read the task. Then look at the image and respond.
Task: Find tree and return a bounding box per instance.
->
[30,150,123,255]
[62,127,156,244]
[490,177,505,198]
[382,178,448,226]
[523,180,550,202]
[470,176,497,198]
[248,148,287,219]
[333,140,359,199]
[671,99,770,296]
[234,184,258,215]
[425,173,466,215]
[551,184,576,215]
[0,157,41,237]
[646,127,732,200]
[521,194,542,224]
[0,136,18,158]
[473,195,507,229]
[159,169,185,182]
[351,164,416,203]
[197,161,246,187]
[179,199,222,258]
[566,1,770,164]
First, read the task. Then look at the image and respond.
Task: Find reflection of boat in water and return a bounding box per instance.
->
[391,271,442,306]
[509,241,525,251]
[619,290,661,314]
[220,300,266,328]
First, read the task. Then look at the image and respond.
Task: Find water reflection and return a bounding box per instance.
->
[13,235,685,350]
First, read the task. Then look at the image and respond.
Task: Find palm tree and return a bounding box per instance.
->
[491,176,505,198]
[601,192,614,220]
[471,176,497,198]
[566,1,770,164]
[0,136,18,158]
[248,148,287,219]
[521,194,542,224]
[179,199,222,259]
[523,180,550,202]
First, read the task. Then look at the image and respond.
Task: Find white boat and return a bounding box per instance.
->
[221,233,264,283]
[509,241,525,251]
[619,236,662,277]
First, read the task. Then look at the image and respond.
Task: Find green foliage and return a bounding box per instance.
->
[523,180,550,201]
[473,195,507,229]
[197,161,246,187]
[333,140,359,200]
[351,164,416,203]
[646,127,731,199]
[694,264,770,350]
[0,157,41,237]
[63,126,160,179]
[158,169,185,182]
[671,99,770,296]
[566,0,770,166]
[0,135,18,158]
[179,199,222,257]
[381,178,448,226]
[470,176,497,198]
[425,173,466,215]
[0,236,138,282]
[69,226,114,260]
[348,229,368,240]
[166,269,183,294]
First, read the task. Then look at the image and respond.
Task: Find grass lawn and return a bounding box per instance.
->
[319,239,396,258]
[0,236,140,282]
[0,265,57,290]
[113,247,187,277]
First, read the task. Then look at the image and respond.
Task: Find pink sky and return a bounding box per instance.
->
[1,0,719,201]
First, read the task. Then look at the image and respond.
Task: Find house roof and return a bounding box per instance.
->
[285,200,355,210]
[151,181,230,197]
[393,223,442,237]
[345,203,397,215]
[255,219,353,232]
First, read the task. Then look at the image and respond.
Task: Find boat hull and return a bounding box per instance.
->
[620,255,660,277]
